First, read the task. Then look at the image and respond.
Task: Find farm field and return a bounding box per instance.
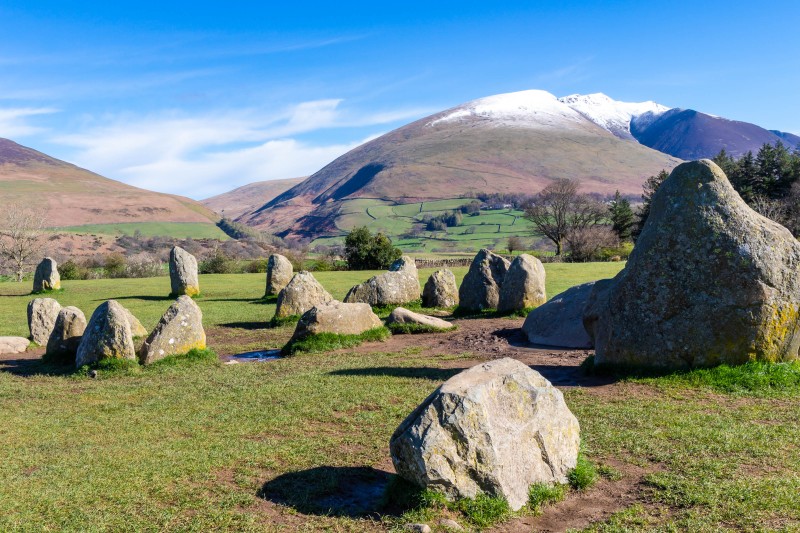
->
[56,221,230,240]
[2,262,799,531]
[312,197,542,253]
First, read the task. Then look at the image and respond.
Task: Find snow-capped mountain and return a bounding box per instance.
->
[559,93,670,140]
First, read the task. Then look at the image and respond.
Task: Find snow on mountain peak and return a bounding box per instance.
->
[559,93,671,139]
[427,89,589,129]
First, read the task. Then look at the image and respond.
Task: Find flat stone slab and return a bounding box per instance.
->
[0,337,30,354]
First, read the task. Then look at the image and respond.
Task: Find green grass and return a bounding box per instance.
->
[57,221,229,239]
[282,327,391,355]
[568,454,598,490]
[528,483,568,513]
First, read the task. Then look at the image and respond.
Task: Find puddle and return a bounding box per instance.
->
[227,349,282,363]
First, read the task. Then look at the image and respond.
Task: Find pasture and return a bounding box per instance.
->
[2,262,800,531]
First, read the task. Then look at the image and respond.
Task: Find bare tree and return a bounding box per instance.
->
[750,194,788,226]
[507,235,523,255]
[0,203,44,282]
[565,226,618,262]
[523,179,606,256]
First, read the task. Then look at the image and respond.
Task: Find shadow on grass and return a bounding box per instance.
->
[0,356,75,377]
[329,366,463,381]
[219,321,269,330]
[109,295,174,302]
[258,466,395,518]
[203,297,274,305]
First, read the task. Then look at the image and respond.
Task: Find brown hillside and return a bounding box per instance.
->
[0,138,220,228]
[201,177,305,220]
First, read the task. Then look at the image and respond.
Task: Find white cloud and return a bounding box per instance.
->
[53,99,430,199]
[0,107,58,137]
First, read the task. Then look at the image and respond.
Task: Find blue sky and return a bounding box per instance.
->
[1,0,798,199]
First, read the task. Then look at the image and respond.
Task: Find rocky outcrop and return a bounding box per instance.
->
[458,250,510,311]
[390,358,580,511]
[0,337,29,354]
[422,269,459,308]
[290,301,382,340]
[265,253,293,297]
[46,306,87,360]
[498,254,546,312]
[344,256,420,306]
[585,160,800,368]
[523,282,596,348]
[33,257,60,292]
[139,296,206,365]
[75,300,137,367]
[169,246,200,297]
[274,271,334,318]
[386,307,454,331]
[27,297,62,345]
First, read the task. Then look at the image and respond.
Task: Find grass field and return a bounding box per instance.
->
[3,263,800,531]
[56,221,229,240]
[314,197,541,253]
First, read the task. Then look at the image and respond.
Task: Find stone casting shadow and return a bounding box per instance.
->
[219,321,269,330]
[258,466,394,518]
[0,356,75,377]
[329,366,463,381]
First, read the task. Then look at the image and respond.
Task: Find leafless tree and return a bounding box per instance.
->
[750,195,788,226]
[523,179,606,256]
[507,235,523,255]
[0,203,45,282]
[565,225,618,262]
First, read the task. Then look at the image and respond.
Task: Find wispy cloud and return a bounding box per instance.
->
[53,99,430,198]
[0,107,58,137]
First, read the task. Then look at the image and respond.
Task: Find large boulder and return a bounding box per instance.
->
[139,296,206,365]
[46,306,87,360]
[386,307,454,331]
[422,269,459,308]
[27,297,62,345]
[33,257,60,292]
[458,250,510,311]
[169,246,200,297]
[121,307,148,338]
[344,256,420,306]
[265,253,293,297]
[274,271,334,318]
[523,282,596,348]
[498,254,546,312]
[290,301,382,340]
[0,337,29,354]
[75,300,137,367]
[390,358,580,511]
[585,160,800,368]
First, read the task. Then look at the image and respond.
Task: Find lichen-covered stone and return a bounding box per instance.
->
[120,306,148,338]
[523,282,596,348]
[291,301,382,341]
[498,254,546,312]
[46,306,87,359]
[386,307,454,331]
[169,246,200,297]
[344,256,420,306]
[422,269,459,308]
[75,300,136,367]
[458,249,510,311]
[390,358,580,511]
[274,271,334,318]
[27,297,61,345]
[33,257,60,292]
[0,337,29,354]
[265,253,293,296]
[585,160,800,368]
[139,296,206,365]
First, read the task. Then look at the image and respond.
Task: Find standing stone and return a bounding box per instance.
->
[274,271,334,318]
[139,296,206,365]
[290,301,382,341]
[169,246,200,297]
[33,257,60,292]
[523,282,596,348]
[265,253,293,297]
[498,254,546,312]
[120,306,148,338]
[585,160,800,368]
[390,358,580,511]
[46,306,87,360]
[458,249,510,311]
[27,297,62,345]
[422,269,459,308]
[343,256,420,306]
[75,300,136,367]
